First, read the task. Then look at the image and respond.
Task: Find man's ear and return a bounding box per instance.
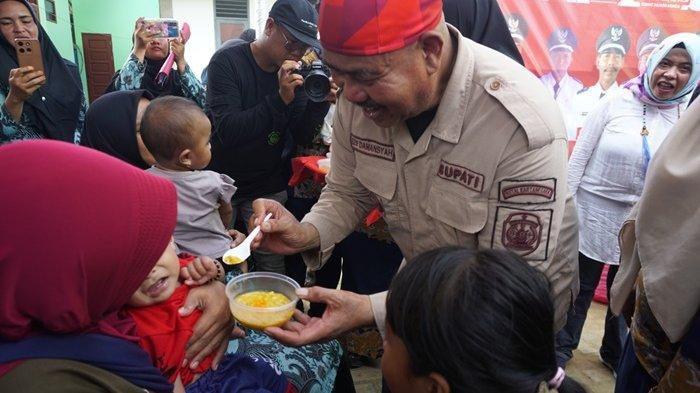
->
[418,31,445,75]
[427,372,450,393]
[264,17,275,38]
[178,149,193,168]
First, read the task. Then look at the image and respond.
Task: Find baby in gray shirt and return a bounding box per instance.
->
[140,96,245,270]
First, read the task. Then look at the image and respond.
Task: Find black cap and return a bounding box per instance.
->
[636,27,667,57]
[547,28,577,52]
[269,0,319,50]
[596,25,630,55]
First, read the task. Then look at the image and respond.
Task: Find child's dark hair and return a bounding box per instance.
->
[140,96,208,163]
[386,247,586,393]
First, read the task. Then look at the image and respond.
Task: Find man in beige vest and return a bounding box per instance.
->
[250,0,579,345]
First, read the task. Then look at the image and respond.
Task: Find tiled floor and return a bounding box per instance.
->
[350,302,616,393]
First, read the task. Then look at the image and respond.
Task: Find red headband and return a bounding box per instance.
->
[319,0,443,56]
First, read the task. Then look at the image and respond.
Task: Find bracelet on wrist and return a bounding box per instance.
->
[214,260,225,282]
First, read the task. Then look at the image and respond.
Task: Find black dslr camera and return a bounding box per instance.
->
[294,60,331,103]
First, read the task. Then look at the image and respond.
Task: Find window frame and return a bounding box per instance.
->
[44,0,57,23]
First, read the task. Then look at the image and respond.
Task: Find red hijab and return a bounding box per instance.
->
[0,140,177,344]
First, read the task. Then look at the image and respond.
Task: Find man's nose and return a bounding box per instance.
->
[342,79,368,104]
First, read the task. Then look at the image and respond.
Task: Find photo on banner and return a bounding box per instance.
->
[497,0,700,149]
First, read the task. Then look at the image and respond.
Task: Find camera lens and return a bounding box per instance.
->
[26,48,31,53]
[304,73,331,103]
[18,48,25,53]
[17,41,24,46]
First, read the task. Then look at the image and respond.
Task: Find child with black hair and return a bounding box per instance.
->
[140,95,245,276]
[384,247,587,393]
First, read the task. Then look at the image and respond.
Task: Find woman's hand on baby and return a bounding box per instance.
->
[181,256,220,286]
[181,281,233,370]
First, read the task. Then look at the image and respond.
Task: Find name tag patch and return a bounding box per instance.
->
[491,206,553,261]
[499,178,557,204]
[350,134,395,161]
[437,160,484,192]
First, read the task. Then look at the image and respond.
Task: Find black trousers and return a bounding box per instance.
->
[555,252,628,367]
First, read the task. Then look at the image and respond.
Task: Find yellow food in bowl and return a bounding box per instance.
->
[232,291,294,330]
[236,291,290,307]
[224,255,243,265]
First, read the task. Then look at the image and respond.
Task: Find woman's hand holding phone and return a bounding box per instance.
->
[132,17,160,61]
[8,66,45,99]
[5,66,45,121]
[170,38,187,73]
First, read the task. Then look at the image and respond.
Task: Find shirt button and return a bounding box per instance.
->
[490,81,501,90]
[41,96,46,101]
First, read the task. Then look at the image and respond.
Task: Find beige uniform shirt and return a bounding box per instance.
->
[303,25,579,333]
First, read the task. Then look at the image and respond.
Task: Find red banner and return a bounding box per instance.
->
[497,0,698,145]
[497,0,699,84]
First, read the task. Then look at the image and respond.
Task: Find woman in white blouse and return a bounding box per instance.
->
[556,33,700,372]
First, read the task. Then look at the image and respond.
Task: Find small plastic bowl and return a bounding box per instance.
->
[225,272,300,330]
[317,158,330,174]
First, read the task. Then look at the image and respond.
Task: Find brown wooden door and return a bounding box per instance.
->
[82,33,115,103]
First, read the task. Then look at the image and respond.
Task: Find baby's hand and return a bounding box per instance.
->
[181,256,222,286]
[228,229,246,248]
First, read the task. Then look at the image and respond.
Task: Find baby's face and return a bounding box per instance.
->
[128,239,181,307]
[186,115,212,170]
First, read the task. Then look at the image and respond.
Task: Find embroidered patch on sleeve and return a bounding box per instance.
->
[436,159,485,192]
[491,206,553,261]
[350,134,395,161]
[498,178,557,204]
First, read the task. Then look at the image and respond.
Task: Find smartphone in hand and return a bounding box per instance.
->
[14,39,45,77]
[143,18,180,39]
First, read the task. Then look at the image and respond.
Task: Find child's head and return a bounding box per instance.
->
[384,247,585,393]
[128,238,181,307]
[140,96,212,170]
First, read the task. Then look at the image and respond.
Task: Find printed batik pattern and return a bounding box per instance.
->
[1,89,86,145]
[115,54,206,108]
[223,270,342,392]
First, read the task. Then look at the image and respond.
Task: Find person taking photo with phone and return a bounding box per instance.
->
[108,17,206,109]
[0,0,86,145]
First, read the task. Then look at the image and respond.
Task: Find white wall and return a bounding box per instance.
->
[250,0,276,36]
[167,0,281,77]
[170,0,216,77]
[38,0,74,60]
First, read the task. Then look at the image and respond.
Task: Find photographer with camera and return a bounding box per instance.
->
[108,17,206,108]
[206,0,334,275]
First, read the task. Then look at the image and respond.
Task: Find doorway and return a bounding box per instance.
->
[81,33,115,103]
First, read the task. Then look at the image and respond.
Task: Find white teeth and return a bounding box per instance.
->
[363,107,380,119]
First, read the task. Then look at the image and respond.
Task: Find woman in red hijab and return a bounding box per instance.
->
[0,141,227,392]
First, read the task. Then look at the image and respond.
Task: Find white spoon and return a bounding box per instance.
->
[222,213,272,265]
